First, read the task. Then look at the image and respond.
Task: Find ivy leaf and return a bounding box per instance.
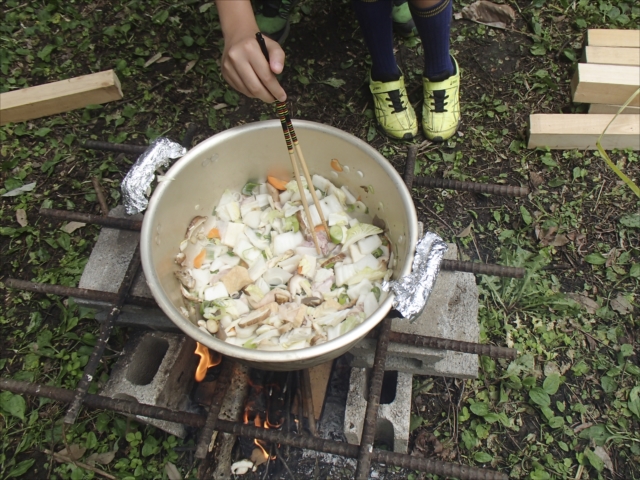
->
[520,206,532,225]
[320,78,346,89]
[0,392,26,421]
[182,36,194,47]
[37,44,55,60]
[529,387,550,407]
[409,414,423,432]
[619,214,640,228]
[530,44,546,56]
[543,373,560,395]
[6,459,35,478]
[628,387,640,418]
[585,253,607,265]
[548,416,564,428]
[584,448,604,472]
[470,402,490,416]
[601,376,617,393]
[473,452,492,463]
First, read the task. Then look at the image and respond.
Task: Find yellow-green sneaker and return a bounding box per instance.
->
[422,57,461,142]
[370,75,418,141]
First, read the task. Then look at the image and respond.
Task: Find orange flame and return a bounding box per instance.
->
[194,342,221,382]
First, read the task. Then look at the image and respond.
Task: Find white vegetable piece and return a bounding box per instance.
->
[273,231,304,255]
[204,282,229,301]
[222,222,245,247]
[357,234,382,255]
[263,267,293,286]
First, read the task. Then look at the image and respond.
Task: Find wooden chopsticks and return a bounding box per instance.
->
[255,33,329,254]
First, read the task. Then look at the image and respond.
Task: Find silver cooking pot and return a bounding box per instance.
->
[140,120,418,370]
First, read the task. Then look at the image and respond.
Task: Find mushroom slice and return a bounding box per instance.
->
[185,216,207,242]
[237,305,271,328]
[321,253,345,268]
[274,290,292,304]
[175,252,186,266]
[301,296,323,307]
[174,269,195,289]
[180,284,201,303]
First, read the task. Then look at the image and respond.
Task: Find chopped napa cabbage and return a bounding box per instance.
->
[342,223,383,249]
[345,267,386,286]
[283,215,300,233]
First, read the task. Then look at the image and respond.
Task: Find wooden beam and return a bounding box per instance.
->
[528,114,640,150]
[0,70,122,125]
[589,103,640,114]
[571,63,640,106]
[308,361,334,421]
[587,29,640,48]
[584,46,640,66]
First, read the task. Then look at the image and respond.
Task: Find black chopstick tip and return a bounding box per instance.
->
[255,32,270,63]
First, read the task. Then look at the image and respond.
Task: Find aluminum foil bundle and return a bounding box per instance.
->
[383,232,448,321]
[121,137,187,215]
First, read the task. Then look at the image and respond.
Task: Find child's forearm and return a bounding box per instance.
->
[216,0,259,43]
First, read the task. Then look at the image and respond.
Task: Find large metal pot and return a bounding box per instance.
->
[141,120,418,370]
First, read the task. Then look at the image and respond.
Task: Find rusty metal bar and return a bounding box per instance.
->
[355,316,393,480]
[63,244,141,424]
[388,331,517,360]
[0,378,508,480]
[84,140,147,155]
[195,361,235,459]
[441,259,525,278]
[403,144,529,197]
[412,176,529,197]
[91,177,110,216]
[40,208,142,231]
[4,278,157,309]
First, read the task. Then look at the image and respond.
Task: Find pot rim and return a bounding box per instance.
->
[141,120,418,365]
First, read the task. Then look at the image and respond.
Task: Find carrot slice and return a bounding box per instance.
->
[193,249,206,269]
[267,175,289,191]
[314,224,326,233]
[330,158,343,172]
[207,228,220,239]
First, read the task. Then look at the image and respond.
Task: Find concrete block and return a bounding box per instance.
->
[344,368,412,453]
[349,243,479,379]
[100,331,197,437]
[75,205,176,331]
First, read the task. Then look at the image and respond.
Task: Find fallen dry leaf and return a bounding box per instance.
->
[165,462,183,480]
[85,450,116,466]
[57,444,86,461]
[16,208,28,227]
[573,422,593,434]
[530,171,544,188]
[61,221,86,234]
[144,52,162,67]
[605,247,620,268]
[593,446,614,473]
[551,234,570,247]
[213,103,229,110]
[456,222,473,238]
[459,0,516,29]
[566,293,599,314]
[610,294,633,315]
[184,59,197,74]
[156,56,171,64]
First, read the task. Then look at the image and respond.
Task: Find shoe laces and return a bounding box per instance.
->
[428,90,448,113]
[386,90,407,113]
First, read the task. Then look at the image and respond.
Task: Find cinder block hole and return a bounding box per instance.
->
[374,417,394,450]
[379,371,398,405]
[126,336,169,385]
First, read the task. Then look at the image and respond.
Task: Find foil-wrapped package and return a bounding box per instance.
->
[121,137,187,215]
[384,232,448,321]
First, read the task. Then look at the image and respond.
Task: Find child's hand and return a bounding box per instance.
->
[222,33,287,103]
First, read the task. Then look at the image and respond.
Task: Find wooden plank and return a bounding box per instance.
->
[589,103,640,114]
[528,114,640,150]
[0,70,122,125]
[584,46,640,66]
[587,29,640,48]
[308,361,334,420]
[571,64,640,106]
